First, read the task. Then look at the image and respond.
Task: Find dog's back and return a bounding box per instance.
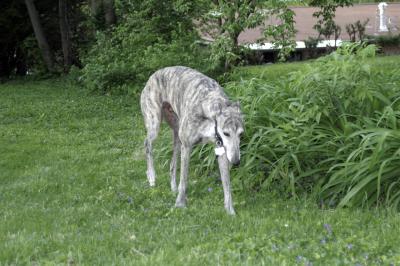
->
[141,66,227,119]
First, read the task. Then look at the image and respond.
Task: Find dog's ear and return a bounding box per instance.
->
[203,101,222,117]
[212,103,223,114]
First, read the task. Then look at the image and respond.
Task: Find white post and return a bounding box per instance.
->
[378,2,389,32]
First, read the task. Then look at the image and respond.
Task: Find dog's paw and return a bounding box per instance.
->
[175,201,187,208]
[226,207,236,215]
[170,185,178,193]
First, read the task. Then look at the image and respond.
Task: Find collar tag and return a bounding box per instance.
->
[215,146,225,156]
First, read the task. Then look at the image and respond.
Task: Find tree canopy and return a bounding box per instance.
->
[1,0,354,89]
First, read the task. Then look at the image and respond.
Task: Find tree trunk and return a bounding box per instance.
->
[103,0,116,26]
[90,0,116,29]
[59,0,73,72]
[224,31,240,71]
[90,0,101,17]
[24,0,55,73]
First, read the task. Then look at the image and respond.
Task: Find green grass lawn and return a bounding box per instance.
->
[1,69,400,265]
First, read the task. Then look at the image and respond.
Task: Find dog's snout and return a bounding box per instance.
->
[232,160,240,167]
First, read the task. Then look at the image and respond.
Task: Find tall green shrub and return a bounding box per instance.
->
[81,0,212,94]
[81,31,211,94]
[226,43,400,208]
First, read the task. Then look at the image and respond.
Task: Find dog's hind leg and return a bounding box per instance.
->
[141,86,162,187]
[162,102,180,193]
[170,129,180,192]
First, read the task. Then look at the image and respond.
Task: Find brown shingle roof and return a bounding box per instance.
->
[237,3,400,44]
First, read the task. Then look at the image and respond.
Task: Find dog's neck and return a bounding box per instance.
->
[201,94,230,119]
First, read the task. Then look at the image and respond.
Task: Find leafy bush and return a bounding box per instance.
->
[81,0,213,94]
[225,43,400,208]
[367,34,400,47]
[81,31,211,94]
[346,19,369,42]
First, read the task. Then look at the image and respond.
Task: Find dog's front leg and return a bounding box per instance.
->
[175,145,191,208]
[218,153,235,215]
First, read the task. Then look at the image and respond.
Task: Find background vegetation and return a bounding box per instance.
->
[81,1,213,94]
[1,0,357,91]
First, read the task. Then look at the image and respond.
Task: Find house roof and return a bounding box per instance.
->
[237,3,400,45]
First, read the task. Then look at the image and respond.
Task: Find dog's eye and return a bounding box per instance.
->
[223,132,230,137]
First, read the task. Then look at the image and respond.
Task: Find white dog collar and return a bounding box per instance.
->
[214,146,225,156]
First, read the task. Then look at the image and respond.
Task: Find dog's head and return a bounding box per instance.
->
[215,101,244,166]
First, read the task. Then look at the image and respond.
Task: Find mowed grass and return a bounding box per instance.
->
[1,72,400,265]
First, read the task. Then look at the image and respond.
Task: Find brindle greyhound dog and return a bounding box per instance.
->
[140,66,243,215]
